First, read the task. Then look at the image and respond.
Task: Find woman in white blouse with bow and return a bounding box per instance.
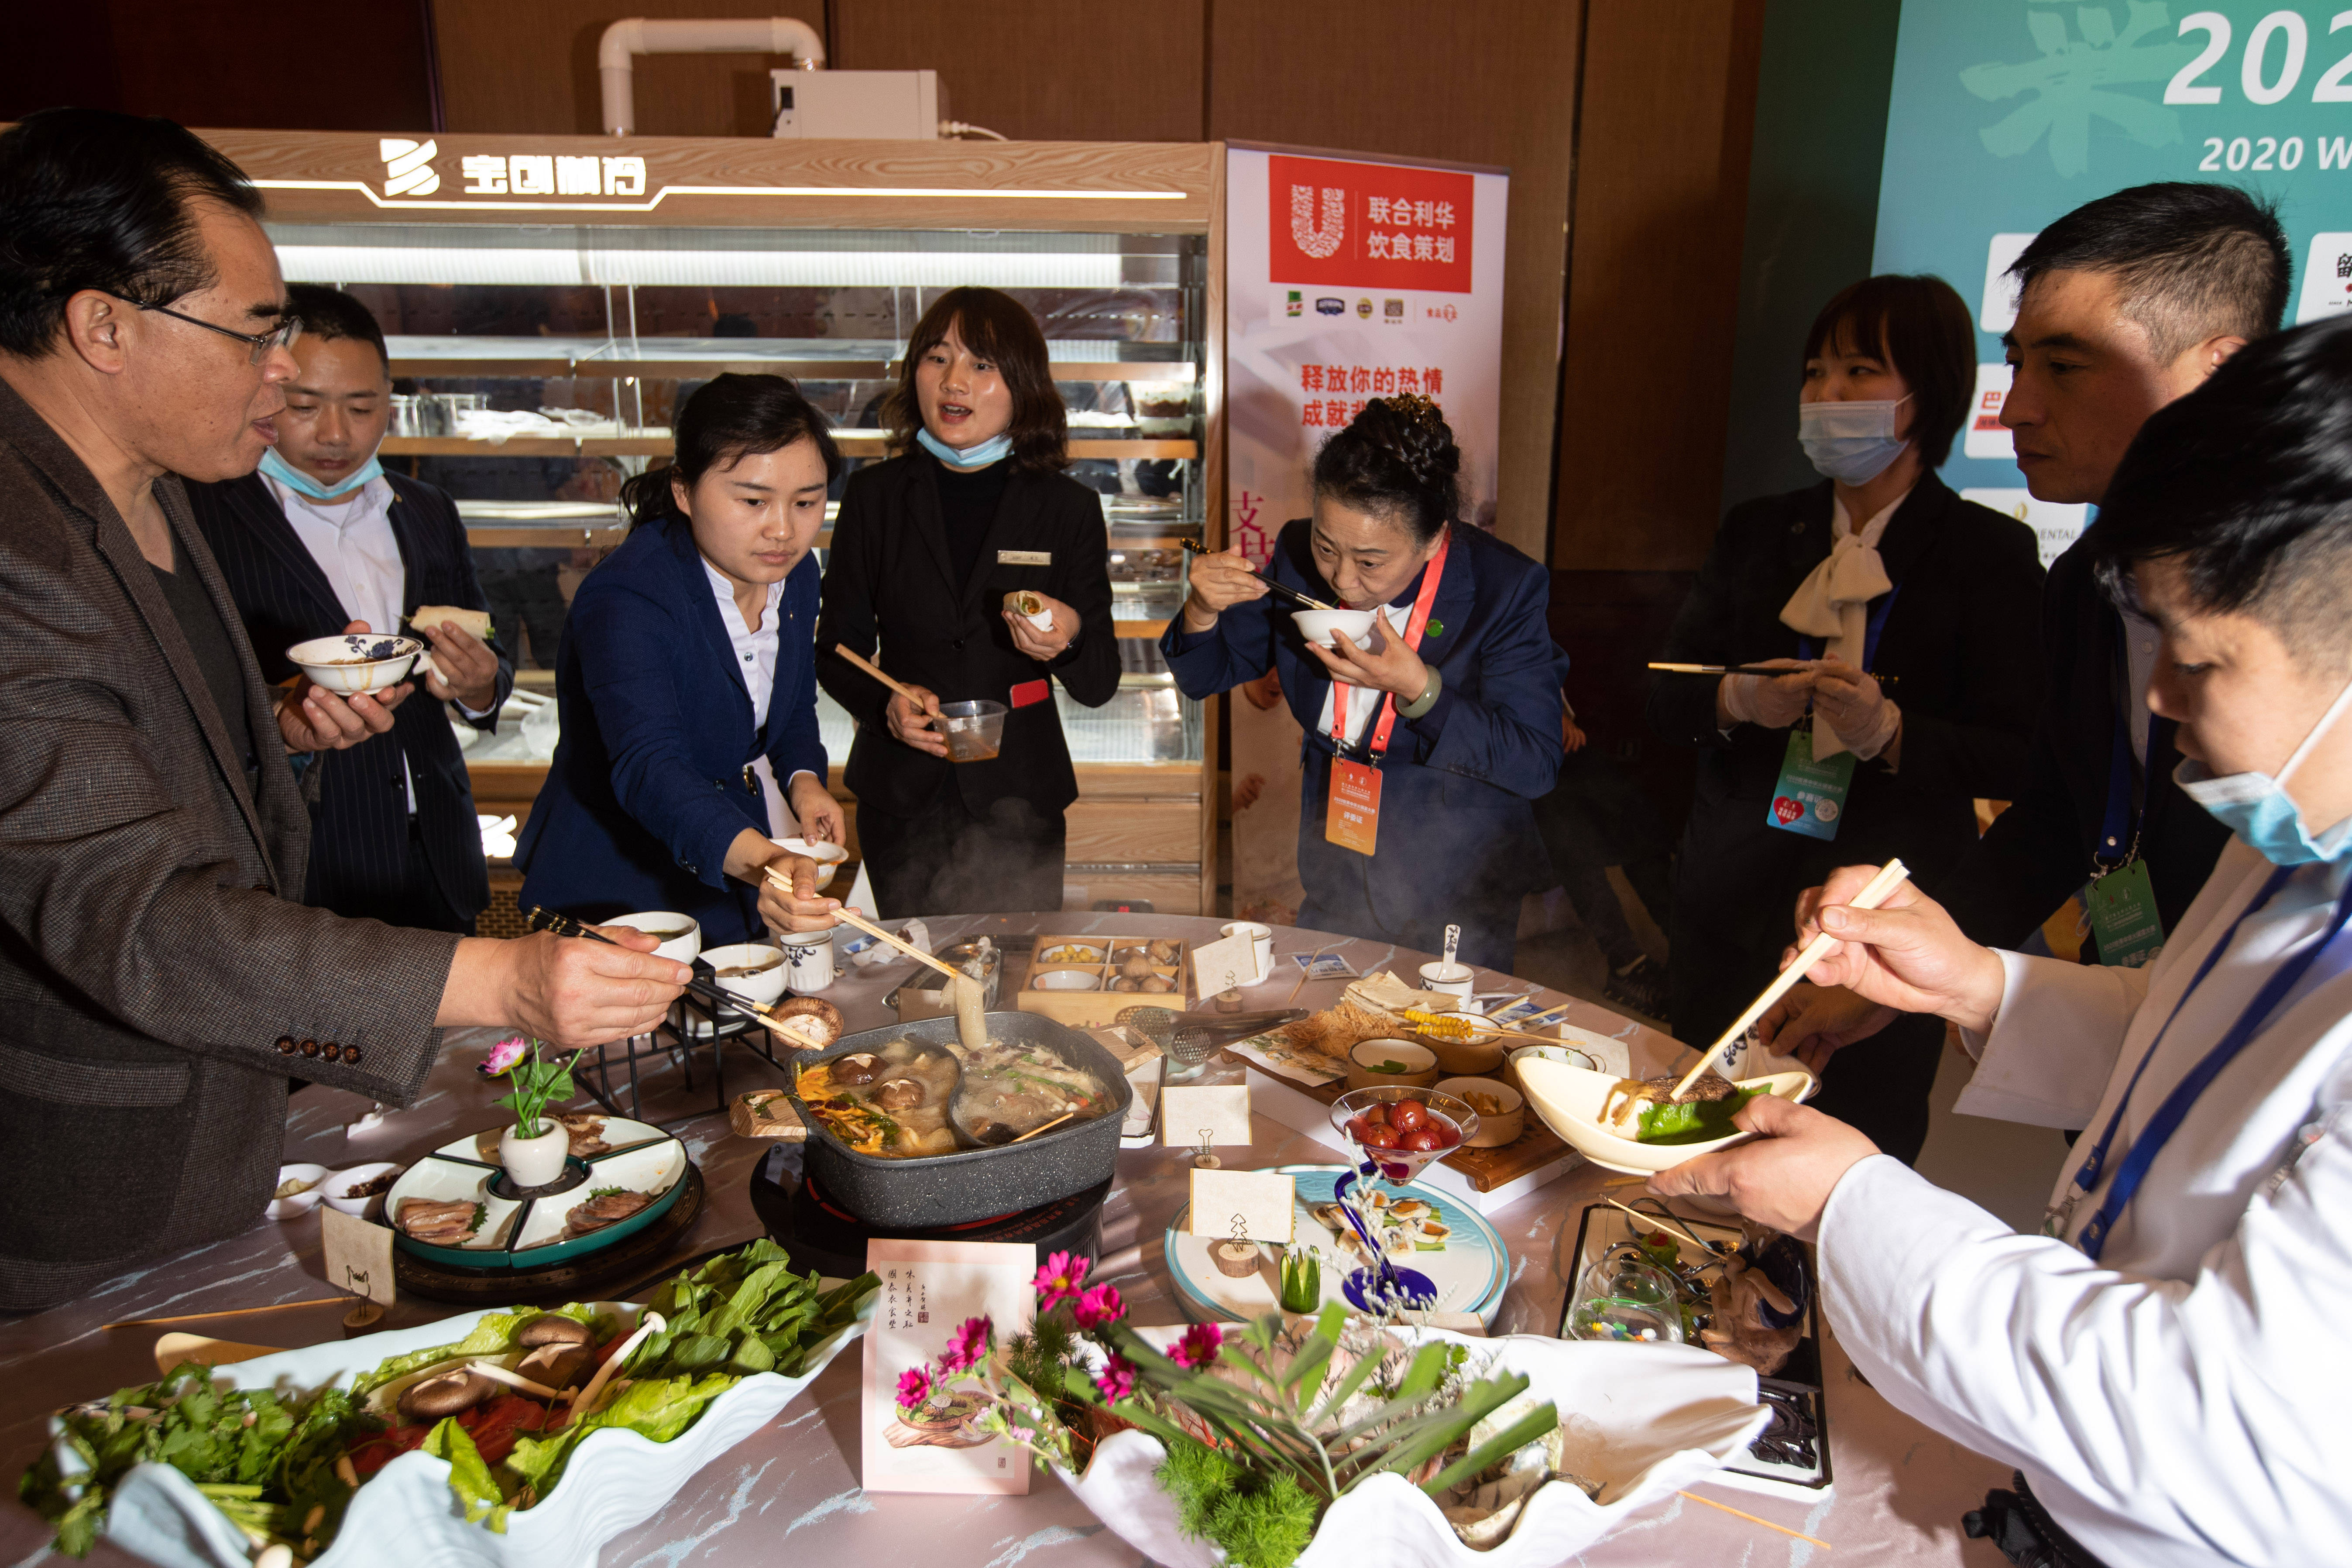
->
[1657,316,2352,1568]
[1647,274,2046,1161]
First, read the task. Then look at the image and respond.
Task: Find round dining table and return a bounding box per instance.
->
[0,913,2015,1567]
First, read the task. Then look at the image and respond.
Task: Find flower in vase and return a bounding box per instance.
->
[895,1365,934,1410]
[1071,1283,1125,1329]
[940,1315,993,1372]
[1169,1322,1224,1369]
[1034,1249,1090,1309]
[1094,1352,1137,1403]
[480,1036,530,1077]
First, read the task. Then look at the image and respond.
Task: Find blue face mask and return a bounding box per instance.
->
[2175,674,2352,865]
[917,427,1013,470]
[261,445,383,501]
[1798,395,1912,486]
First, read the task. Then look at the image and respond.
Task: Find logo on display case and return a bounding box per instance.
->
[1315,297,1345,315]
[1267,153,1474,294]
[379,139,439,196]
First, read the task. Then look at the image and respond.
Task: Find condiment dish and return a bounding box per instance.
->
[1435,1076,1524,1146]
[702,942,787,1007]
[286,633,427,697]
[267,1163,330,1219]
[1344,1037,1439,1091]
[322,1162,405,1218]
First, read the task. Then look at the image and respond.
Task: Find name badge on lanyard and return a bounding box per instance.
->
[2086,701,2167,966]
[1323,532,1451,858]
[1764,585,1899,840]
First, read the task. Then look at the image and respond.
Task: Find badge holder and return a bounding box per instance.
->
[1765,716,1855,841]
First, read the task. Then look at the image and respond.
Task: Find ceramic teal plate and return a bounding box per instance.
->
[385,1116,687,1269]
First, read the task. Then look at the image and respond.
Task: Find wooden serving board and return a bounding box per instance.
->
[1263,1052,1571,1194]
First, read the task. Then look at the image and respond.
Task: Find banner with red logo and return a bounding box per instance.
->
[1221,144,1508,924]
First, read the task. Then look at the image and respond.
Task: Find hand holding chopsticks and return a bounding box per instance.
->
[1179,539,1335,612]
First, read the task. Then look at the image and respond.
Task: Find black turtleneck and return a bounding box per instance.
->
[934,457,1010,587]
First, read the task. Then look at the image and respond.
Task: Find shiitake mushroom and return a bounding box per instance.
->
[830,1052,881,1086]
[516,1341,595,1389]
[515,1314,595,1348]
[873,1077,925,1111]
[773,996,845,1049]
[396,1368,498,1423]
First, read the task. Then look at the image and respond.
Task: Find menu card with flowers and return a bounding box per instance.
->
[861,1239,1039,1493]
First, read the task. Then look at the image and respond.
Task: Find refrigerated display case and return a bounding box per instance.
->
[209,130,1224,914]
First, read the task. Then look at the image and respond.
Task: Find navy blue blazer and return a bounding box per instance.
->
[189,471,511,925]
[515,516,827,943]
[1161,519,1562,945]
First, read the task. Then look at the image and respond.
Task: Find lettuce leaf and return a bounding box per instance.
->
[501,1374,737,1503]
[350,1303,600,1396]
[421,1417,511,1534]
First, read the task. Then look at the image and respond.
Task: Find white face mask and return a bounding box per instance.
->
[2176,672,2352,865]
[1799,395,1912,485]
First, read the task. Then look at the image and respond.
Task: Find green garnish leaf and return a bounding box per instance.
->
[1636,1085,1765,1144]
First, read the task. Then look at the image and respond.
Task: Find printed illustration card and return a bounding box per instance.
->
[861,1239,1037,1495]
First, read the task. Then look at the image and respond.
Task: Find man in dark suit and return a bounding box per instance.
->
[192,286,510,933]
[0,110,686,1310]
[1765,183,2290,1065]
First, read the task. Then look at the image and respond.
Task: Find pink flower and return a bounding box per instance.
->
[480,1036,530,1077]
[940,1315,993,1372]
[1071,1283,1125,1330]
[1169,1322,1223,1369]
[895,1365,934,1409]
[1094,1353,1137,1403]
[1033,1249,1091,1309]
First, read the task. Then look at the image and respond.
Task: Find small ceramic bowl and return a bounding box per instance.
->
[777,837,849,892]
[1037,942,1107,964]
[1345,1037,1440,1091]
[286,633,426,697]
[1506,1043,1601,1093]
[1034,968,1103,992]
[1291,608,1377,650]
[606,911,701,962]
[703,942,787,1006]
[322,1162,405,1218]
[1435,1077,1525,1147]
[1422,1025,1507,1076]
[267,1163,330,1220]
[1418,961,1475,997]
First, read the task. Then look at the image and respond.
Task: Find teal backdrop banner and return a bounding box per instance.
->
[1872,0,2352,559]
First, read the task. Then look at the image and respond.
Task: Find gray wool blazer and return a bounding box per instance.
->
[0,377,461,1312]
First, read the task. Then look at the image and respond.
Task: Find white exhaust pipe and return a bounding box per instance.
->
[598,16,824,136]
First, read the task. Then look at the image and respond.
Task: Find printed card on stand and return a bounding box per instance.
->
[1160,1084,1252,1149]
[1187,1168,1295,1245]
[1188,930,1261,994]
[862,1239,1036,1495]
[319,1208,396,1308]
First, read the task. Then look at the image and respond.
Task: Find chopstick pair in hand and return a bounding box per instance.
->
[1178,539,1335,612]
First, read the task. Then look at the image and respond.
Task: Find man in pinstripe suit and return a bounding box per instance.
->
[0,110,688,1309]
[192,286,510,933]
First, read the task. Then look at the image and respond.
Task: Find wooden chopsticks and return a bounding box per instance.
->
[829,643,925,706]
[755,872,963,984]
[1178,539,1336,612]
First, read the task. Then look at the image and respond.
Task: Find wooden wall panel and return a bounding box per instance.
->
[1208,0,1583,565]
[1552,0,1766,571]
[830,0,1205,143]
[432,0,828,137]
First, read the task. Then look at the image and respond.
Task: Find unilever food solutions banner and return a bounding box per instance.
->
[1222,146,1508,925]
[1875,1,2352,562]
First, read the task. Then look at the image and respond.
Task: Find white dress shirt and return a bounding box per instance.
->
[1312,603,1412,750]
[1818,837,2352,1565]
[701,556,813,838]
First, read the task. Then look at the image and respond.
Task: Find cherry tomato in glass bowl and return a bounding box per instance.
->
[1362,1104,1391,1126]
[1390,1099,1428,1134]
[1399,1126,1444,1152]
[1428,1117,1461,1149]
[1343,1115,1374,1143]
[1360,1122,1401,1149]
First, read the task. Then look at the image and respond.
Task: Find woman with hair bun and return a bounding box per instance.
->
[1164,396,1562,969]
[516,373,845,943]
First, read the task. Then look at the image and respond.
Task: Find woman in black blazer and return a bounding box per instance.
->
[1648,275,2046,1163]
[817,287,1118,916]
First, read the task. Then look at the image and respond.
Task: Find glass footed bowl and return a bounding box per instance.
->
[1329,1085,1479,1187]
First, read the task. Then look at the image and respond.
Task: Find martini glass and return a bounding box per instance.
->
[1327,1086,1478,1313]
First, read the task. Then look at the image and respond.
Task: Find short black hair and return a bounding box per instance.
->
[287,283,388,374]
[1802,274,1975,469]
[2009,182,2290,364]
[1313,394,1460,546]
[620,373,841,528]
[2090,316,2352,664]
[0,108,264,359]
[884,287,1067,473]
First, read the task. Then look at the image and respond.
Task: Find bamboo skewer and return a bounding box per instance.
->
[1664,857,1910,1105]
[1675,1489,1832,1549]
[106,1298,347,1330]
[1284,942,1343,1005]
[1400,1009,1577,1048]
[829,643,925,707]
[1013,1111,1076,1143]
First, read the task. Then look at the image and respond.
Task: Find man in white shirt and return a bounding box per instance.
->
[1654,316,2352,1565]
[192,286,511,932]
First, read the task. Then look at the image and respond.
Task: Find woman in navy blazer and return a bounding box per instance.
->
[1162,398,1562,970]
[517,376,844,943]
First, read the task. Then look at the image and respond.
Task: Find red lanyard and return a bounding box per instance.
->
[1330,528,1451,760]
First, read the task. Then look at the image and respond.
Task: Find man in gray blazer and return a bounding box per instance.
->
[0,110,693,1312]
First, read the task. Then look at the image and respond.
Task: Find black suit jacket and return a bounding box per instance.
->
[190,471,512,923]
[1936,525,2230,950]
[1648,476,2047,1038]
[815,451,1119,818]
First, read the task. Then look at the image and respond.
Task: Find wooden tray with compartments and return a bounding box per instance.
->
[1015,931,1195,1026]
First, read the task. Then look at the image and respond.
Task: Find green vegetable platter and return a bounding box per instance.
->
[23,1241,876,1568]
